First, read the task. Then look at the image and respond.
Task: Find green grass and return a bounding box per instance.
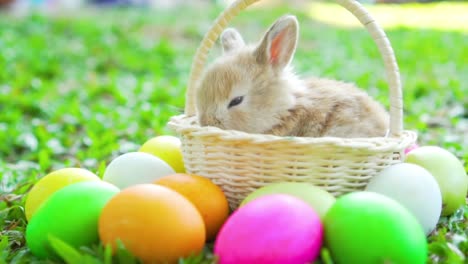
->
[1,1,467,263]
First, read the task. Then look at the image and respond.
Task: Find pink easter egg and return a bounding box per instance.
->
[214,194,323,264]
[405,143,419,154]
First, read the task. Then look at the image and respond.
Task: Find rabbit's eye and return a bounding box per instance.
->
[228,96,244,109]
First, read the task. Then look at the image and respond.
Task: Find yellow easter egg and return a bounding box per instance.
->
[25,168,100,221]
[139,135,185,173]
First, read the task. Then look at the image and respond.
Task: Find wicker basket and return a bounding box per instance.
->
[168,0,417,209]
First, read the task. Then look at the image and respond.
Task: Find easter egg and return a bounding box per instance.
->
[240,182,335,219]
[26,181,119,259]
[154,173,229,241]
[139,135,185,173]
[405,143,419,154]
[25,168,100,221]
[406,146,468,215]
[365,163,442,235]
[98,184,205,264]
[324,192,427,264]
[214,194,323,264]
[102,152,175,189]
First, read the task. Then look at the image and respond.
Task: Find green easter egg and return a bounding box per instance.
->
[25,168,100,221]
[26,181,119,259]
[324,192,427,264]
[406,146,468,216]
[240,182,336,219]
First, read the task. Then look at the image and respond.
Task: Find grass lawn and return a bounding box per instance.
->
[1,1,467,263]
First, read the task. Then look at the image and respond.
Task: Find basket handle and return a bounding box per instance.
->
[184,0,403,137]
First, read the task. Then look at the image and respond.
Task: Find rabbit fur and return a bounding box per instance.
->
[195,15,389,138]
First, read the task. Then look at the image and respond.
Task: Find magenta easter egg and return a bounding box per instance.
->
[405,143,419,154]
[214,194,323,264]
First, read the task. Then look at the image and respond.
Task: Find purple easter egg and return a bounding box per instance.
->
[214,194,323,264]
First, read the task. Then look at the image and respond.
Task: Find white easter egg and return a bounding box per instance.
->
[365,163,442,235]
[103,152,175,189]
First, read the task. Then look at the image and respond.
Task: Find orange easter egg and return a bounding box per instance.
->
[98,184,205,264]
[154,174,229,241]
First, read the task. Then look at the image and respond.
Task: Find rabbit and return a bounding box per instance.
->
[195,15,389,138]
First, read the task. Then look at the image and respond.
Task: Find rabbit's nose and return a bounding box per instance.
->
[199,115,214,126]
[200,115,222,127]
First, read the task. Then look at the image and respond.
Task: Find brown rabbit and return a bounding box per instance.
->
[195,15,389,138]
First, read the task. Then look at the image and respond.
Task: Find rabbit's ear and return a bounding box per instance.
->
[221,28,245,54]
[254,15,298,70]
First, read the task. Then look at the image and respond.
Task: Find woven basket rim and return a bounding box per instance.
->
[168,114,417,148]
